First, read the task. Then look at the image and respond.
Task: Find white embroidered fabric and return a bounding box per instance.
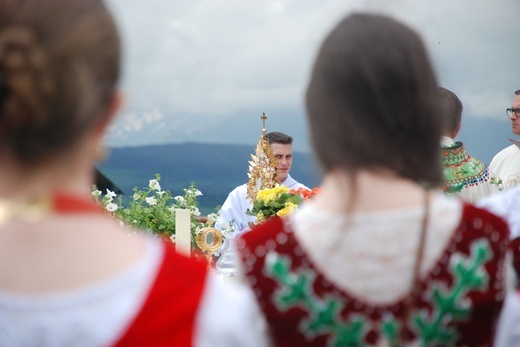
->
[0,237,162,347]
[291,191,462,305]
[478,184,520,239]
[195,275,271,347]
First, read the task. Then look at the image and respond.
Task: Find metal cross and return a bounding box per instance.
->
[261,112,267,130]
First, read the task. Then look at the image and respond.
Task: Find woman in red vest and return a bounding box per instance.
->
[237,13,509,346]
[0,1,267,346]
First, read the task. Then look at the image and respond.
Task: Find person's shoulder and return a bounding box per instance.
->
[161,241,207,278]
[478,185,520,221]
[283,175,309,190]
[494,144,519,158]
[238,216,285,248]
[195,274,270,347]
[461,202,509,238]
[465,150,486,167]
[226,184,248,197]
[481,184,520,205]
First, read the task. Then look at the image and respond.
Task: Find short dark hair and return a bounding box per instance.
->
[305,13,443,186]
[266,132,293,145]
[515,90,520,95]
[438,87,463,135]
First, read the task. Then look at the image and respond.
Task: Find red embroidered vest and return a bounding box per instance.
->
[238,204,508,346]
[113,242,207,346]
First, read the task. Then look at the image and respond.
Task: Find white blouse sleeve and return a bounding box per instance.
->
[194,273,271,347]
[495,292,520,347]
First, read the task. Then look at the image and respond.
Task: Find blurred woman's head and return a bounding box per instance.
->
[0,0,120,166]
[305,13,442,186]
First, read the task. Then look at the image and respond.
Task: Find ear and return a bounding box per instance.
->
[450,122,461,139]
[93,92,124,138]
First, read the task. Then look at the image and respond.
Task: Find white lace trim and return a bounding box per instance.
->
[0,236,163,347]
[291,191,462,305]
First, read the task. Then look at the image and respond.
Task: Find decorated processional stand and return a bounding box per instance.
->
[186,113,279,273]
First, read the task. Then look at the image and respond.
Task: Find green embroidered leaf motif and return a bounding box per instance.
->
[264,239,493,347]
[381,318,399,345]
[414,238,492,345]
[268,254,291,279]
[332,318,366,347]
[305,298,341,334]
[277,273,313,309]
[265,253,369,345]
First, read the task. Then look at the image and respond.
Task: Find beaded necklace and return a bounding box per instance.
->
[0,193,101,227]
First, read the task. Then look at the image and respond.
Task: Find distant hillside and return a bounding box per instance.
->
[98,143,322,214]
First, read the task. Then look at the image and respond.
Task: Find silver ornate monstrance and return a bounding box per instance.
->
[246,113,278,203]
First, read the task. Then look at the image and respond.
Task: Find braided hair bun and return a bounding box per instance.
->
[0,0,120,165]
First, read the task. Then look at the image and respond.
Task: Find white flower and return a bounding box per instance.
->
[192,207,201,217]
[168,206,176,213]
[170,234,176,243]
[91,190,102,197]
[207,213,218,224]
[149,179,161,191]
[220,221,237,238]
[106,202,118,212]
[193,189,203,196]
[156,191,166,197]
[145,197,157,205]
[106,189,117,201]
[132,192,140,201]
[174,196,185,203]
[221,229,232,239]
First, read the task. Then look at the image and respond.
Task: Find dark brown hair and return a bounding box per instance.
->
[0,0,120,165]
[438,87,463,135]
[266,131,293,145]
[305,13,443,186]
[515,90,520,95]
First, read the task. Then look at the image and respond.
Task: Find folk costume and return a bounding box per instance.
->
[237,192,509,346]
[0,195,268,347]
[440,136,498,202]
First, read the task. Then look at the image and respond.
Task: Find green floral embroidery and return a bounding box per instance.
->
[441,142,489,194]
[414,239,492,345]
[266,253,368,345]
[380,316,401,346]
[264,238,493,346]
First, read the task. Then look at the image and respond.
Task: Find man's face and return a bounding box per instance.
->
[271,143,293,183]
[510,94,520,136]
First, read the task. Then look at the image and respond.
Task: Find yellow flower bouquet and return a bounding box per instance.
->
[247,185,304,223]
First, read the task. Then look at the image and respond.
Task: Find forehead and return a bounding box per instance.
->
[270,143,292,155]
[514,94,520,106]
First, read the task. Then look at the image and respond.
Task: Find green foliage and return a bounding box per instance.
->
[489,176,504,191]
[92,174,219,250]
[247,186,304,222]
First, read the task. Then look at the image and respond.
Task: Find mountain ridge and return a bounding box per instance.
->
[98,142,322,214]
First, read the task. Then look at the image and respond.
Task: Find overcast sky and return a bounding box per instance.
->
[103,0,519,153]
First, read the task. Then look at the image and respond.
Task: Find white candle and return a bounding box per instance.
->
[175,208,191,256]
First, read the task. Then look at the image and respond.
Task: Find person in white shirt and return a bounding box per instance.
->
[489,89,520,189]
[215,132,308,234]
[438,87,499,202]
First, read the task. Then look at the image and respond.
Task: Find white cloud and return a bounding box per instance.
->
[104,0,520,149]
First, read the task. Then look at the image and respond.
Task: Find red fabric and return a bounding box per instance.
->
[238,203,509,346]
[52,193,102,214]
[113,242,207,347]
